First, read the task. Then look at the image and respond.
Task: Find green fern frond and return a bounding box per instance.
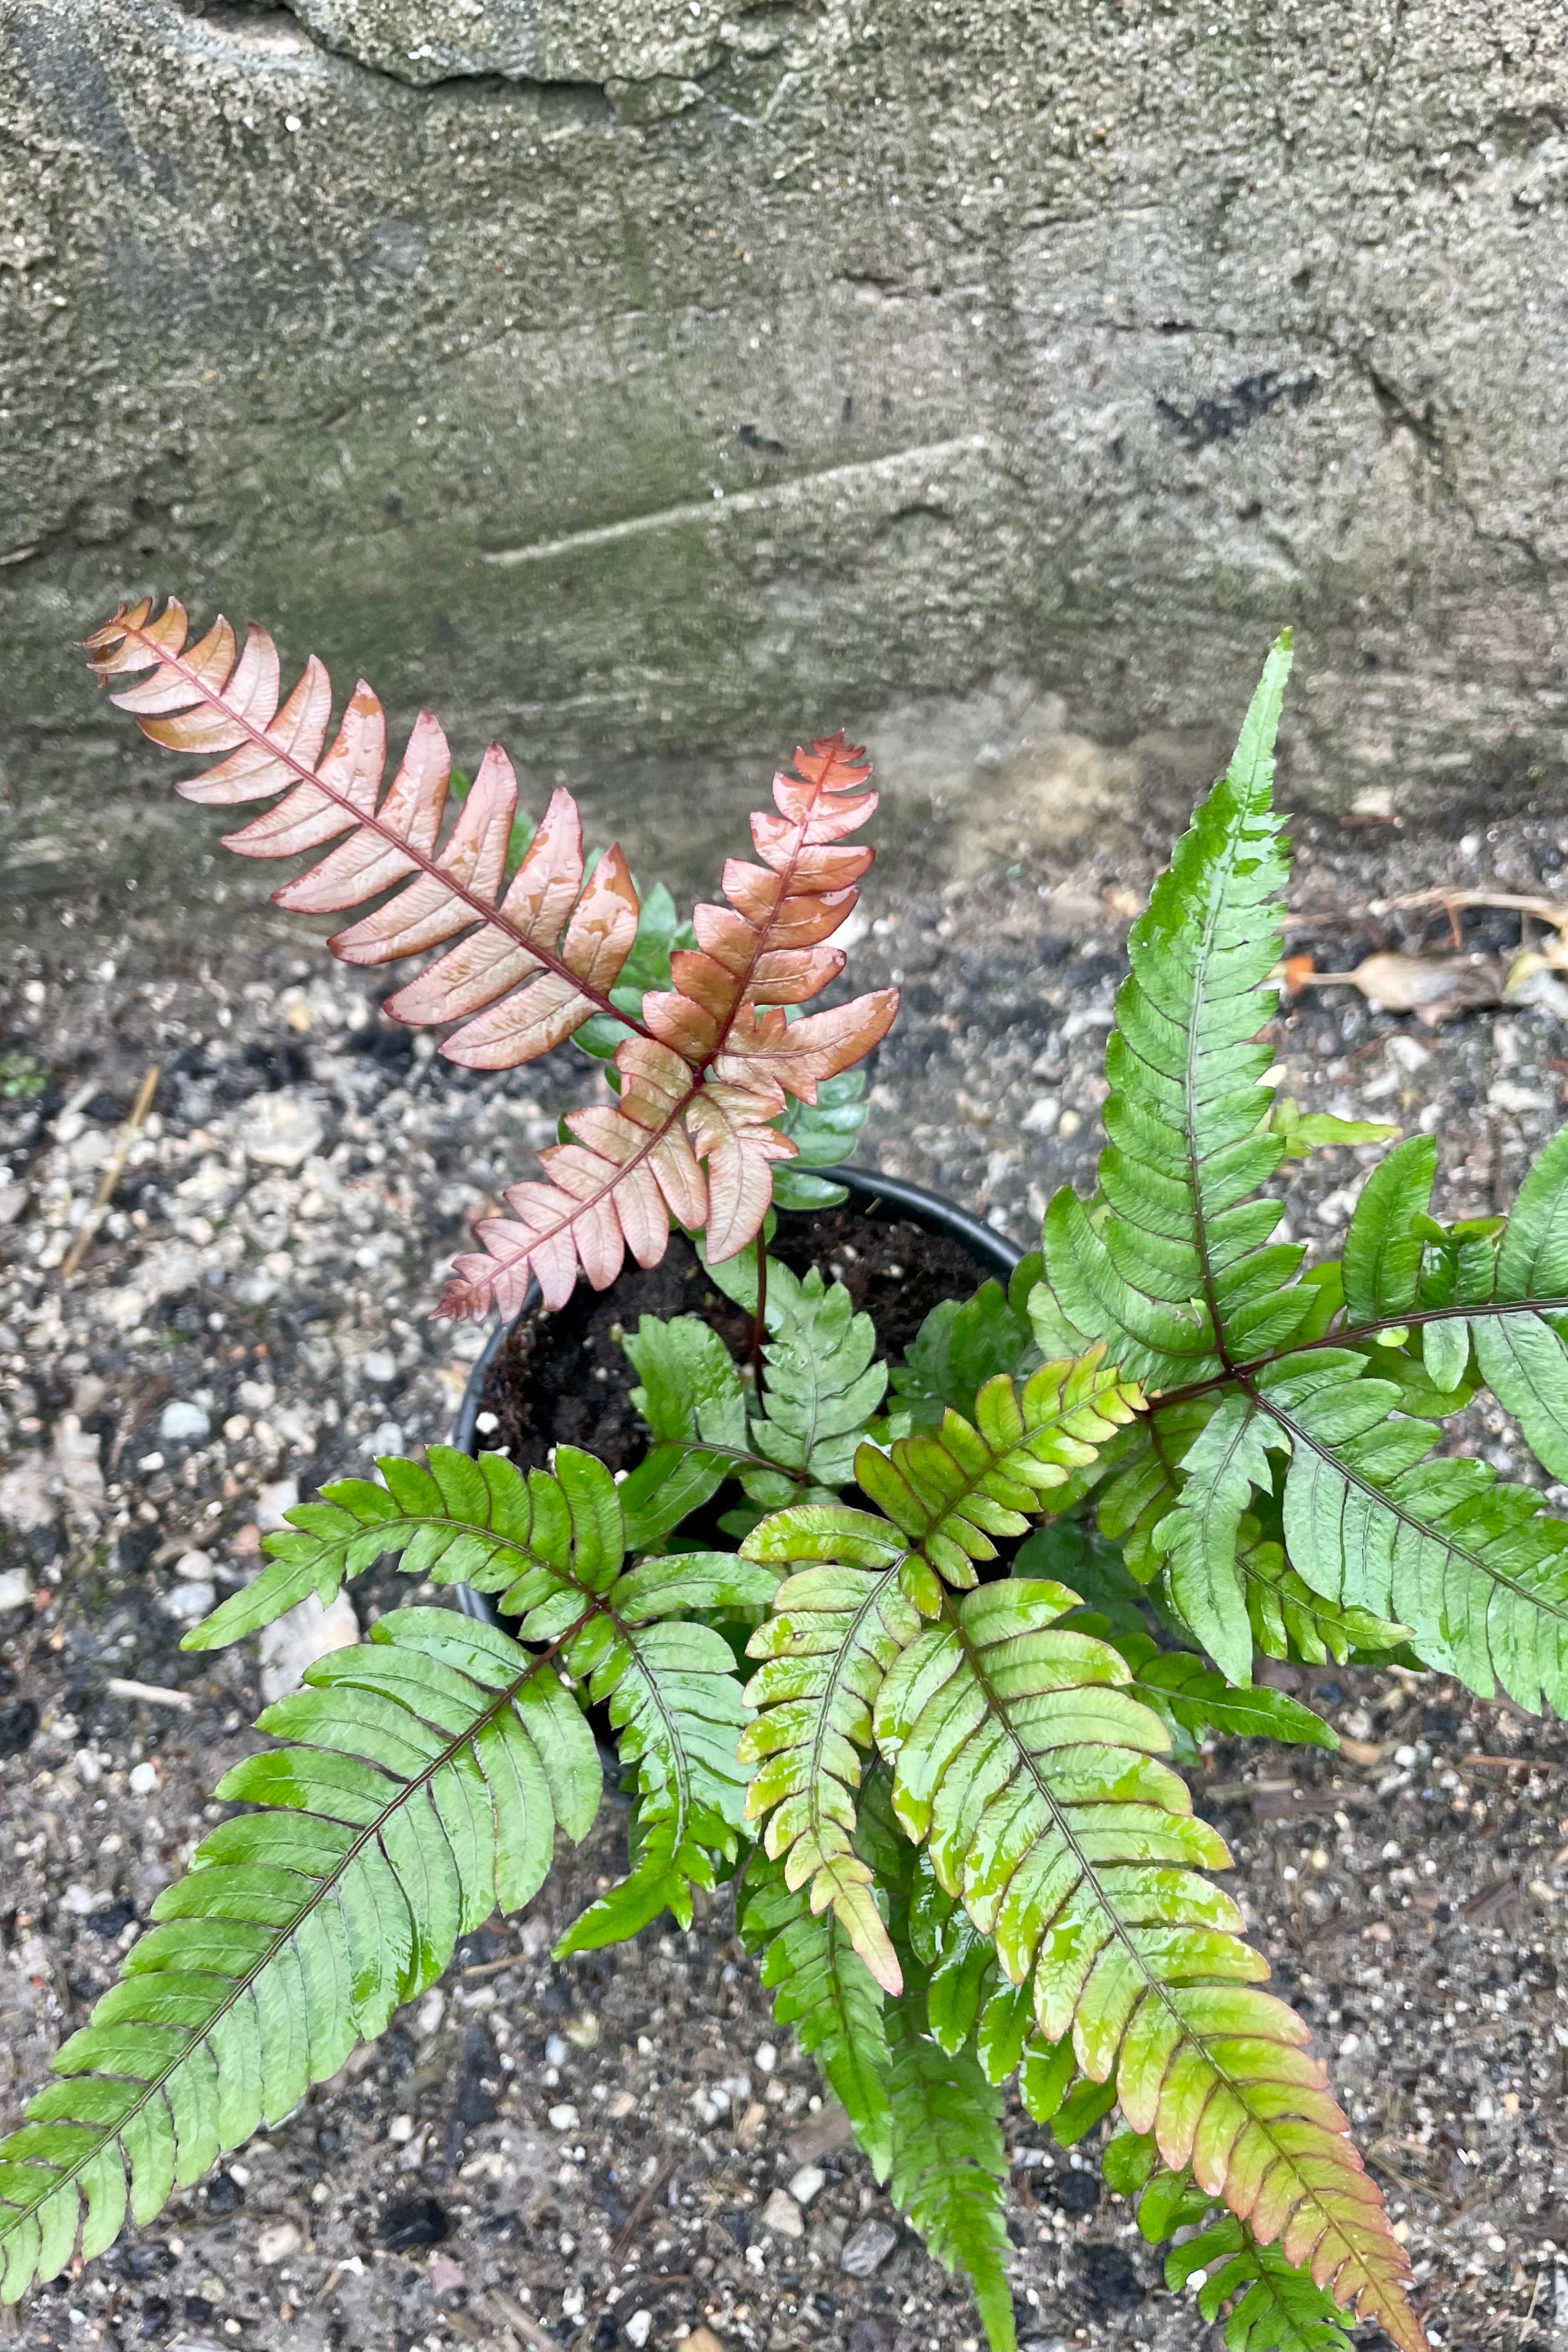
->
[884,1994,1015,2352]
[1106,2132,1356,2352]
[197,1444,768,1947]
[871,1578,1421,2347]
[1101,1628,1336,1749]
[1252,1348,1568,1711]
[739,1353,1142,1990]
[187,1440,629,1651]
[1095,1401,1219,1583]
[744,1263,890,1501]
[549,1549,775,1950]
[892,1271,1037,1427]
[738,1855,893,2179]
[1238,1528,1409,1666]
[1033,635,1301,1388]
[1023,635,1568,1743]
[618,1313,748,1548]
[771,1067,871,1208]
[1149,1391,1276,1682]
[0,1609,598,2301]
[1435,1127,1568,1479]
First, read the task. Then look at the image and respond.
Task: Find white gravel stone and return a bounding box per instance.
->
[259,1591,361,1703]
[52,1414,105,1507]
[163,1577,217,1622]
[624,2312,653,2348]
[359,1349,398,1385]
[256,2221,301,2264]
[759,2187,804,2239]
[0,1570,32,1611]
[239,1091,325,1170]
[159,1399,211,1445]
[253,1478,299,1531]
[787,2163,826,2206]
[0,1457,52,1531]
[127,1762,159,1796]
[548,2103,581,2132]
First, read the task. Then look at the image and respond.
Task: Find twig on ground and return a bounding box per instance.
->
[60,1064,159,1282]
[609,2150,681,2266]
[103,1677,193,1712]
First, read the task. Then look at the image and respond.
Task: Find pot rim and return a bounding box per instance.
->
[449,1165,1027,1625]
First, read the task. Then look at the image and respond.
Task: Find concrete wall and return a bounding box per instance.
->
[5,0,1568,942]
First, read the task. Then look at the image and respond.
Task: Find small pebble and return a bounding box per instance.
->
[547,2103,581,2132]
[840,2217,898,2276]
[0,1570,32,1611]
[360,1349,397,1385]
[163,1577,217,1622]
[158,1399,211,1445]
[255,2222,300,2265]
[788,2163,825,2206]
[758,2188,804,2239]
[127,1761,159,1795]
[624,2312,653,2348]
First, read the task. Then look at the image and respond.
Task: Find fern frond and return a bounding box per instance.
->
[189,1445,768,1935]
[1107,2133,1356,2352]
[1251,1349,1568,1712]
[1102,1629,1336,1749]
[0,1609,598,2299]
[1238,1529,1409,1667]
[442,734,897,1312]
[884,1994,1015,2352]
[85,600,895,1315]
[739,1506,924,1992]
[617,1314,749,1549]
[745,1263,889,1500]
[187,1441,626,1650]
[1149,1392,1275,1682]
[740,1354,1142,1990]
[738,1854,894,2179]
[771,1067,873,1208]
[549,1548,772,1949]
[872,1580,1421,2347]
[1033,635,1303,1388]
[891,1274,1036,1427]
[82,599,642,1065]
[1445,1128,1568,1479]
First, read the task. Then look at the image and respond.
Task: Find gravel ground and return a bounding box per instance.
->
[4,803,1568,2352]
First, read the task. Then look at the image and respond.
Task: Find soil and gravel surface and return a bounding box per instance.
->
[4,803,1568,2352]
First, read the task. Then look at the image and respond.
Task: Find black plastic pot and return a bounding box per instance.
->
[450,1165,1025,1625]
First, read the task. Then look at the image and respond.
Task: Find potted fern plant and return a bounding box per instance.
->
[6,605,1566,2351]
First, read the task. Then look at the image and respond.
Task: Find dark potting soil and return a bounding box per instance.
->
[476,1203,995,1475]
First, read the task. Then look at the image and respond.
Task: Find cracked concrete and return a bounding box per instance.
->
[5,0,1568,956]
